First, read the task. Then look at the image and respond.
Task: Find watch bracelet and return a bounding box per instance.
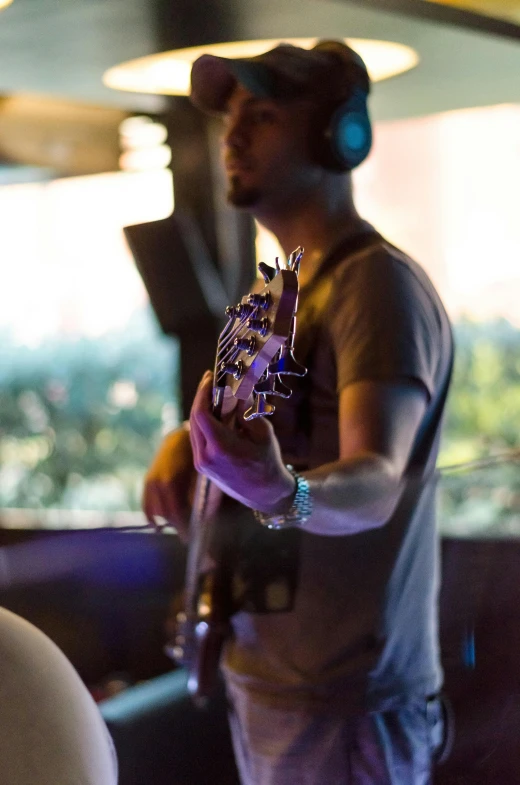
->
[253,465,312,529]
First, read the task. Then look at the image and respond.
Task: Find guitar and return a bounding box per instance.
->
[167,247,306,702]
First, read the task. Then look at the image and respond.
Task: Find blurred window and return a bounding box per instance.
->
[0,170,179,528]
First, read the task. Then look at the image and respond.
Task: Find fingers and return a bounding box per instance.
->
[141,419,196,538]
[189,370,279,474]
[189,371,213,470]
[142,479,191,540]
[190,370,234,471]
[190,371,214,433]
[237,408,274,445]
[142,480,167,528]
[189,418,206,472]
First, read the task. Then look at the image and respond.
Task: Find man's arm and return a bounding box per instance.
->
[141,423,196,542]
[189,372,428,536]
[300,379,428,535]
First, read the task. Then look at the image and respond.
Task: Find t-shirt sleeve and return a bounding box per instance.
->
[328,248,442,398]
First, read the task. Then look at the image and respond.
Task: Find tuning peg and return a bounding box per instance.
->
[247,292,271,310]
[225,305,236,319]
[243,394,275,420]
[258,262,276,284]
[236,302,255,318]
[288,246,304,272]
[254,374,292,398]
[268,347,307,377]
[234,336,256,356]
[220,360,244,380]
[247,317,270,337]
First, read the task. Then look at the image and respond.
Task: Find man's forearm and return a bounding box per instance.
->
[297,453,403,536]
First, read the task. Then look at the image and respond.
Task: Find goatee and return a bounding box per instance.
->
[227,176,261,208]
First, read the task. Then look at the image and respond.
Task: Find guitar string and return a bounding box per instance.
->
[217,306,259,356]
[215,306,262,378]
[217,317,251,360]
[215,280,287,368]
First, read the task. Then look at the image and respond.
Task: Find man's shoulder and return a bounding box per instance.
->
[331,238,445,315]
[332,237,419,278]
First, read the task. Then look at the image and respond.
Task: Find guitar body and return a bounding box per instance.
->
[169,252,305,701]
[173,475,232,701]
[186,573,232,701]
[176,583,232,703]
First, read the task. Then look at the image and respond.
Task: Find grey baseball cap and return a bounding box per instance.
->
[190,39,370,114]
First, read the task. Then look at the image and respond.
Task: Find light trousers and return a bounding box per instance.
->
[227,682,443,785]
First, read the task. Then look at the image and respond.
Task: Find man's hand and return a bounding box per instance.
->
[141,423,196,542]
[189,371,295,514]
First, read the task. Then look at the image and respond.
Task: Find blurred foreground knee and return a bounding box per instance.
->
[0,607,118,785]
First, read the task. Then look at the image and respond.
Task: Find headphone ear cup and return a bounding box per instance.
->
[312,88,372,172]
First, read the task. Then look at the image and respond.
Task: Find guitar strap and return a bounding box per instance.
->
[292,227,384,366]
[310,227,384,280]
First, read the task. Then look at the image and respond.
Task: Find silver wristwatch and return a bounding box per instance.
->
[253,465,313,530]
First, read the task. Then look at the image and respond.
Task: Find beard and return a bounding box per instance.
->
[226,175,262,208]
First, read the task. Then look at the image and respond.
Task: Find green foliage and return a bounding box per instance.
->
[440,317,520,461]
[0,306,179,512]
[438,317,520,537]
[1,311,519,536]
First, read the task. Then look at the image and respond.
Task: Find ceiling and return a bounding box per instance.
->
[0,0,519,175]
[0,0,518,119]
[422,0,520,25]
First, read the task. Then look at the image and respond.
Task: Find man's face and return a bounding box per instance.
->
[220,84,319,212]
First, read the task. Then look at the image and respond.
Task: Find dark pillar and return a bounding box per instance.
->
[164,96,256,416]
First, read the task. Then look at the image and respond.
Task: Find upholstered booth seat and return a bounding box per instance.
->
[100,668,239,785]
[0,606,118,785]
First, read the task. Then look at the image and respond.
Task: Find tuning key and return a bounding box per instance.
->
[220,360,244,380]
[234,336,256,356]
[258,262,276,284]
[288,246,304,273]
[247,317,270,337]
[268,348,307,377]
[243,394,275,420]
[247,292,271,310]
[236,303,255,318]
[254,374,292,398]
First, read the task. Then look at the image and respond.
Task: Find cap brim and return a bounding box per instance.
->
[190,54,275,114]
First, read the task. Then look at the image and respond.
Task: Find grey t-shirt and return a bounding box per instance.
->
[222,235,453,715]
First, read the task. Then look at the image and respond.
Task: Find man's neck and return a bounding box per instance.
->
[262,211,366,286]
[256,194,366,288]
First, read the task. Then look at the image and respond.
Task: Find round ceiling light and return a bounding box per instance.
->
[0,0,14,9]
[103,38,419,96]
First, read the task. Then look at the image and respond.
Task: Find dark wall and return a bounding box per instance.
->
[0,528,186,686]
[436,538,520,784]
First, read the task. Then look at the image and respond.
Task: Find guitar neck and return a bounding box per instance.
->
[183,472,222,616]
[174,253,303,698]
[183,386,237,617]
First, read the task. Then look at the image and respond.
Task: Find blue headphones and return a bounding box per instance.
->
[312,86,372,172]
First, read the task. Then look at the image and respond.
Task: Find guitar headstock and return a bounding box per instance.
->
[213,248,306,420]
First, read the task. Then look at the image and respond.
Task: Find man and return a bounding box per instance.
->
[143,40,453,784]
